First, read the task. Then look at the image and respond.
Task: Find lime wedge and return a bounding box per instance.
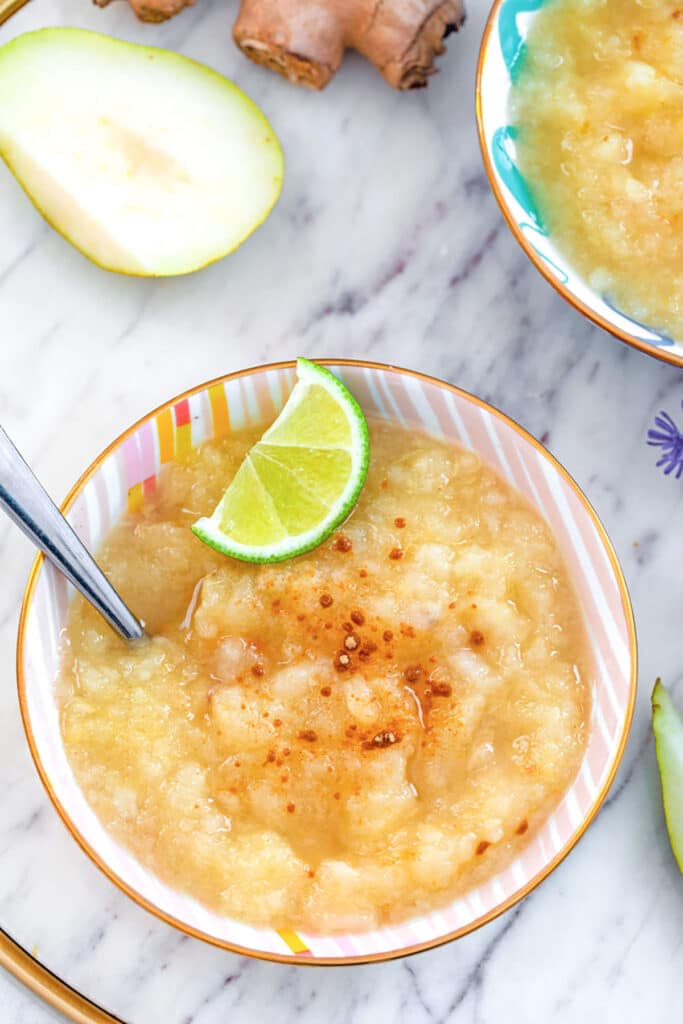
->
[652,679,683,872]
[192,359,370,562]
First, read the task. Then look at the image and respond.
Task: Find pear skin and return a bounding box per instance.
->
[652,679,683,872]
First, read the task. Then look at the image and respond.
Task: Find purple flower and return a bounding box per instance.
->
[648,403,683,478]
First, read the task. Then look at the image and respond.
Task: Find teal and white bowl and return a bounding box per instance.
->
[476,0,683,367]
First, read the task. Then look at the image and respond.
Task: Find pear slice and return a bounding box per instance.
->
[0,28,283,276]
[652,679,683,872]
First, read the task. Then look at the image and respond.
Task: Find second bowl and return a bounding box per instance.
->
[476,0,683,367]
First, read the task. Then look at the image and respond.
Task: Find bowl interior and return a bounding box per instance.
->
[478,0,683,364]
[18,362,635,963]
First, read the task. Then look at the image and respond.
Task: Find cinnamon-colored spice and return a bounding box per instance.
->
[334,651,351,671]
[350,610,365,625]
[358,640,378,660]
[298,729,317,742]
[389,547,404,560]
[363,730,400,750]
[320,686,332,697]
[394,517,406,528]
[333,534,352,552]
[470,630,485,646]
[476,840,490,855]
[319,593,333,608]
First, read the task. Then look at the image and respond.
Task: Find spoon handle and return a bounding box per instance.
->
[0,426,145,641]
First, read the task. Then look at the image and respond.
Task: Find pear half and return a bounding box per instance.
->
[0,29,283,276]
[652,679,683,872]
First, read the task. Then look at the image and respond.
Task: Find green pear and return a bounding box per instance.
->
[652,679,683,872]
[0,29,283,276]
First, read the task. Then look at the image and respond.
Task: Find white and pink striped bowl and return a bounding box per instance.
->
[17,361,636,965]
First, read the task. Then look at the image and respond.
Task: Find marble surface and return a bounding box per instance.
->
[0,0,682,1020]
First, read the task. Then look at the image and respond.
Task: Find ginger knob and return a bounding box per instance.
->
[233,0,466,89]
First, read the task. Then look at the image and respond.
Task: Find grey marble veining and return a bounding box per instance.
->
[1,0,682,1021]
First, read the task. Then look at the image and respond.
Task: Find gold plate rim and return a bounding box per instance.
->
[0,0,31,27]
[0,929,122,1023]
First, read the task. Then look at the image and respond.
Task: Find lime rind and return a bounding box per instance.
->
[192,359,370,563]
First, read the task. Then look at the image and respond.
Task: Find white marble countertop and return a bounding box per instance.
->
[1,0,682,1021]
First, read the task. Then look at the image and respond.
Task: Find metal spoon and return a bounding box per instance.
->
[0,425,145,641]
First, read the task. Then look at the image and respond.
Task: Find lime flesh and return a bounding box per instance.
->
[652,679,683,872]
[192,359,370,562]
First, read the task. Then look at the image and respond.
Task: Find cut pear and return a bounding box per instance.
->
[0,29,283,276]
[652,679,683,872]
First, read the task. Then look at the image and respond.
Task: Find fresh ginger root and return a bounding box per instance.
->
[233,1,466,89]
[101,0,465,88]
[94,0,195,23]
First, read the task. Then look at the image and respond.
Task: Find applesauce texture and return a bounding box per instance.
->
[58,421,590,933]
[510,0,683,340]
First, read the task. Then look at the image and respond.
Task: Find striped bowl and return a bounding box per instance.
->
[17,361,636,965]
[476,0,683,367]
